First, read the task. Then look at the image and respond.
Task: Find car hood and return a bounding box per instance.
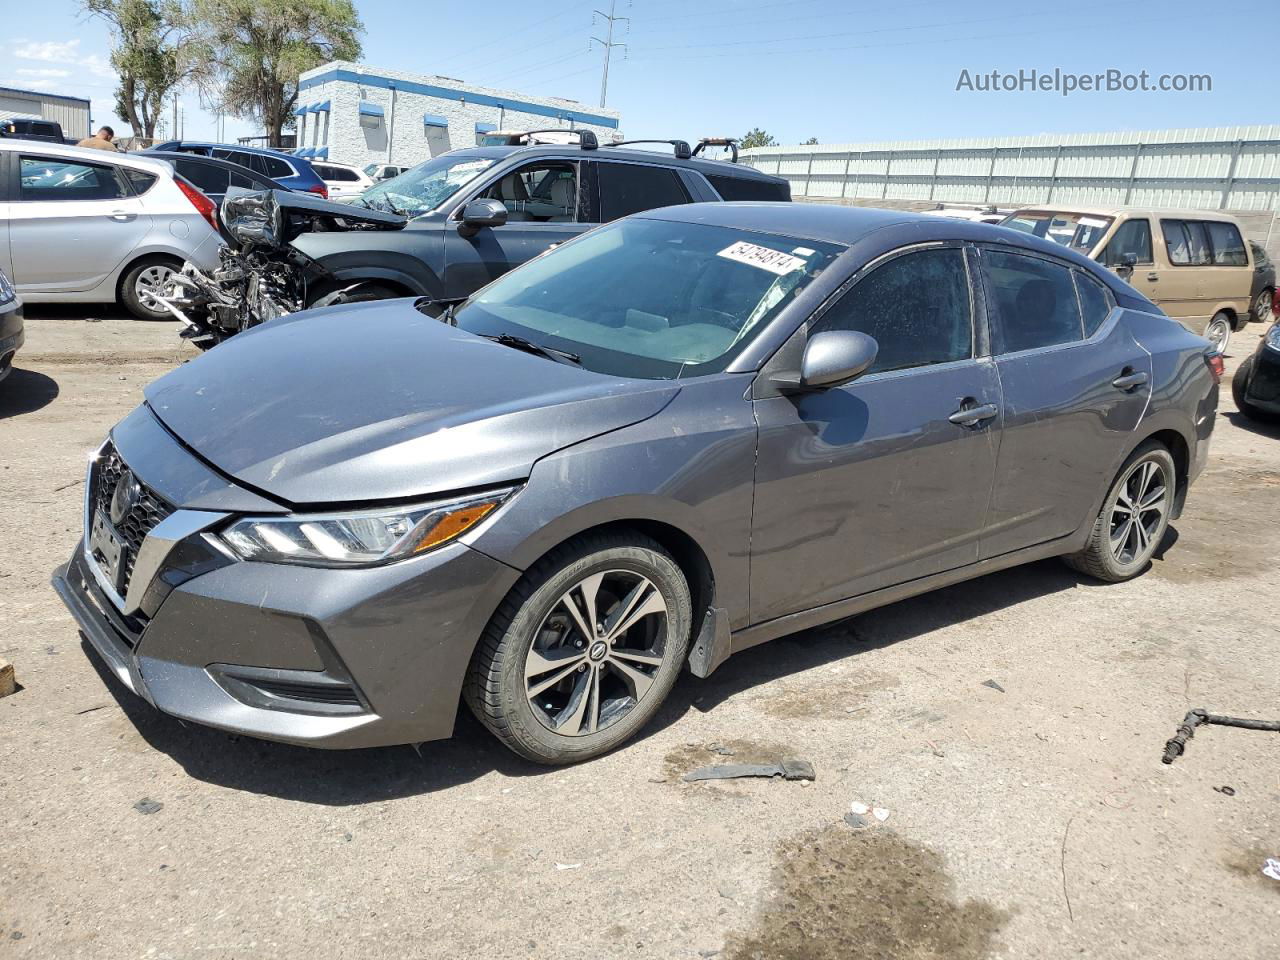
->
[144,300,680,505]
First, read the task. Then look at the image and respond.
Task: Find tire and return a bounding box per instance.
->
[1063,441,1176,583]
[1250,288,1274,324]
[464,531,693,765]
[1204,311,1232,354]
[120,256,181,321]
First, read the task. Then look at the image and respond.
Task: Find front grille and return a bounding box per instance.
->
[92,445,174,595]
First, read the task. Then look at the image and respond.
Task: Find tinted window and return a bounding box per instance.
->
[18,156,128,202]
[1102,218,1153,266]
[482,161,580,222]
[122,168,157,195]
[705,173,789,202]
[984,250,1083,353]
[814,248,972,375]
[176,159,230,195]
[257,155,293,179]
[229,169,263,190]
[1075,271,1114,336]
[1206,221,1247,266]
[1162,219,1212,266]
[597,162,691,222]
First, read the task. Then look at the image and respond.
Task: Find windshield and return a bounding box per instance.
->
[452,217,844,379]
[360,154,496,216]
[1000,210,1114,254]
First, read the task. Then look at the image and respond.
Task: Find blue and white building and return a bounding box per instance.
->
[292,61,622,169]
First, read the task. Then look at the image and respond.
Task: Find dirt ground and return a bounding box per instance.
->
[2,306,1278,960]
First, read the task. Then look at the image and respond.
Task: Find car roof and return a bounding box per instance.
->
[456,143,786,183]
[1013,202,1244,223]
[0,138,173,174]
[143,149,274,178]
[158,140,297,158]
[637,201,924,243]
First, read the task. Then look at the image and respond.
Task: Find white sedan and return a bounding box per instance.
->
[311,161,374,199]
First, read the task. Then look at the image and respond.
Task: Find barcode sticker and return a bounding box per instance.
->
[717,241,807,276]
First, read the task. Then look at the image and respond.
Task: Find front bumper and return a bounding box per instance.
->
[1243,342,1280,414]
[52,409,522,749]
[0,297,23,382]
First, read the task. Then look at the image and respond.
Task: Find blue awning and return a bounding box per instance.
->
[475,122,497,133]
[295,147,312,157]
[293,103,310,116]
[358,101,384,118]
[423,113,448,128]
[309,100,330,113]
[312,147,328,159]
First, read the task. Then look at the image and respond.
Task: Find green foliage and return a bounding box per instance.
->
[81,0,186,139]
[189,0,363,146]
[802,137,819,145]
[740,128,778,150]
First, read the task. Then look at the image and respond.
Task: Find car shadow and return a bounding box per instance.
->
[0,368,59,418]
[80,557,1099,805]
[1222,410,1280,439]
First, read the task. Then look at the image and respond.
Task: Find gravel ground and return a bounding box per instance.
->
[2,308,1278,960]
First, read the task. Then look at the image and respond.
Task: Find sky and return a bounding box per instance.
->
[1,0,1273,147]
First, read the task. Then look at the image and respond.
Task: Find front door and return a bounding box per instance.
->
[8,152,151,295]
[442,159,592,299]
[978,247,1152,557]
[749,244,1002,623]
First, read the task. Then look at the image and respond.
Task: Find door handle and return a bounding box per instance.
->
[948,402,998,426]
[109,211,137,222]
[1146,272,1159,282]
[1112,370,1149,391]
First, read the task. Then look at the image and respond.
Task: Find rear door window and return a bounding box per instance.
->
[813,247,973,374]
[18,155,129,202]
[596,161,691,222]
[256,155,294,179]
[1206,221,1247,266]
[1074,271,1115,336]
[1162,219,1212,266]
[1101,219,1153,266]
[176,159,230,195]
[983,250,1084,353]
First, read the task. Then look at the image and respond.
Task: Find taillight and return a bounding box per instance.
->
[1205,352,1224,384]
[306,182,329,200]
[175,177,217,232]
[1273,287,1279,317]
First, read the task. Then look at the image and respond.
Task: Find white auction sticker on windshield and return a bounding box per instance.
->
[1077,216,1110,228]
[717,241,807,276]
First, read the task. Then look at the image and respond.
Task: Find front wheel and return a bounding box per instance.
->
[1204,311,1233,354]
[120,257,181,320]
[465,532,693,764]
[1064,442,1176,583]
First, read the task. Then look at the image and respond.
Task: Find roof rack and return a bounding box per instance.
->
[692,137,739,164]
[607,139,692,160]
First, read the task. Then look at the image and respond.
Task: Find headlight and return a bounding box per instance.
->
[1266,322,1280,352]
[0,269,15,305]
[218,488,515,566]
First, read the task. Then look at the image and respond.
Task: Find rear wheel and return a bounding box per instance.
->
[1204,311,1232,354]
[1064,442,1175,583]
[465,532,693,765]
[120,257,181,320]
[1251,288,1274,324]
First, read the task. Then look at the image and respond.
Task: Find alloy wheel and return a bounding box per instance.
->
[1254,290,1273,324]
[1109,459,1170,566]
[1205,315,1231,354]
[524,569,670,737]
[134,264,175,308]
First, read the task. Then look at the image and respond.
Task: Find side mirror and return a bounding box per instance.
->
[458,198,508,237]
[771,330,879,393]
[1115,251,1137,280]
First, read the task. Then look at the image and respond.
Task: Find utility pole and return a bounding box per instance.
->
[591,0,628,108]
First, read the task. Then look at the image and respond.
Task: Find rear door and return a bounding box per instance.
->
[750,243,1002,621]
[977,247,1152,557]
[442,158,591,298]
[8,152,152,295]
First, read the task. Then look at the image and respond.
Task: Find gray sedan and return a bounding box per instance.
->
[53,203,1220,764]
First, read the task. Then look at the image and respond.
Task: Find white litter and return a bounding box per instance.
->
[1263,858,1280,882]
[554,862,582,871]
[873,807,890,822]
[850,801,869,815]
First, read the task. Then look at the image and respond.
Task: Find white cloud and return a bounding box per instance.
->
[13,39,82,62]
[16,67,72,79]
[80,54,116,80]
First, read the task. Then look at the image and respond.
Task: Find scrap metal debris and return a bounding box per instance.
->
[682,760,815,783]
[133,798,163,815]
[1161,708,1280,764]
[981,679,1006,693]
[1263,858,1280,882]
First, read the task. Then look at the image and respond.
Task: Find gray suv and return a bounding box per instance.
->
[296,138,791,304]
[53,203,1218,765]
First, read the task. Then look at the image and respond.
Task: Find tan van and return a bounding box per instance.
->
[1002,205,1254,352]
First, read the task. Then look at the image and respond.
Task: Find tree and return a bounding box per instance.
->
[802,136,819,145]
[740,128,777,150]
[82,0,187,140]
[190,0,362,146]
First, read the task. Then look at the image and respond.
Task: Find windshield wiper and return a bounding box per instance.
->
[480,333,581,366]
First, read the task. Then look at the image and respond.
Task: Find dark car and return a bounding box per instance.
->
[291,137,792,305]
[1249,241,1275,324]
[150,140,327,198]
[53,204,1219,764]
[142,150,283,207]
[0,266,23,383]
[1232,313,1280,420]
[0,117,65,143]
